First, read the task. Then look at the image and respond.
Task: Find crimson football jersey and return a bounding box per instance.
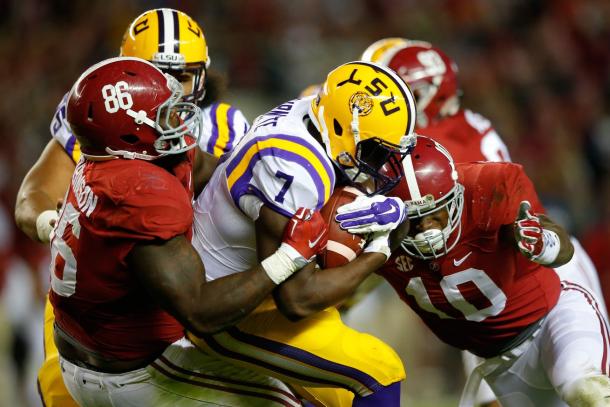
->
[418,109,511,163]
[49,152,194,361]
[378,162,560,357]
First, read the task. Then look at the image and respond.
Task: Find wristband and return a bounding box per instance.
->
[36,210,59,243]
[531,229,560,265]
[363,232,391,261]
[261,244,303,284]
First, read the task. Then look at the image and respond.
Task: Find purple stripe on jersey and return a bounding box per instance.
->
[229,147,326,213]
[65,135,76,158]
[562,281,610,374]
[151,361,298,406]
[225,106,236,153]
[200,332,374,394]
[206,103,220,154]
[158,355,300,403]
[226,133,334,185]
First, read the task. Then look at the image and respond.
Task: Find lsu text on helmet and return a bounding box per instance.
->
[380,41,460,128]
[120,8,209,103]
[389,135,464,259]
[67,56,202,161]
[309,61,417,195]
[361,37,409,64]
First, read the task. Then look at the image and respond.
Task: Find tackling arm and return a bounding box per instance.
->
[15,139,75,242]
[130,208,326,336]
[129,235,277,336]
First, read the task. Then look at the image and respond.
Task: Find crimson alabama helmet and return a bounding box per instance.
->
[67,56,202,160]
[390,135,464,259]
[381,41,459,128]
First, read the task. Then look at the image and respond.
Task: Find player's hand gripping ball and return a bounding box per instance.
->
[318,186,369,268]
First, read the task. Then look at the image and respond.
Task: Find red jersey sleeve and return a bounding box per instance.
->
[87,160,193,241]
[463,162,545,232]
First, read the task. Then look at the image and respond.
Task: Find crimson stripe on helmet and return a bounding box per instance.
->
[156,9,165,53]
[402,154,422,199]
[172,9,179,53]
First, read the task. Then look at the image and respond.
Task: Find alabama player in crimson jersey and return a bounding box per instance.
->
[14,9,250,407]
[365,40,607,314]
[49,57,327,407]
[362,136,610,407]
[364,38,609,406]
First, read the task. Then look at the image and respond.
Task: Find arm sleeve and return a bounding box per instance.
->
[224,135,335,219]
[93,166,193,241]
[472,163,544,231]
[50,93,81,163]
[199,102,250,158]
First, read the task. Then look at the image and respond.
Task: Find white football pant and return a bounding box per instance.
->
[60,337,300,407]
[478,281,610,407]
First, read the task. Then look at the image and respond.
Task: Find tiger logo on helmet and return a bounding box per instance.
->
[309,61,417,195]
[120,8,209,103]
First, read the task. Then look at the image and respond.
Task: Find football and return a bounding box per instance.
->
[318,186,368,268]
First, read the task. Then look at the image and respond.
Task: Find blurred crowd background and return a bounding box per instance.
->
[0,0,608,406]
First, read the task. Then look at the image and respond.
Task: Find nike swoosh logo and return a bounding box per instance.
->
[453,251,472,267]
[308,232,325,248]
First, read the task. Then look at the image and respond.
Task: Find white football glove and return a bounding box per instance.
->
[335,195,407,234]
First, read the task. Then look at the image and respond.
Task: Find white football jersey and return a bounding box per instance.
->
[50,92,249,163]
[192,97,336,281]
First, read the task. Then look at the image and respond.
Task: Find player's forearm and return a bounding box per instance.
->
[14,189,57,242]
[539,215,574,267]
[274,252,386,320]
[187,267,276,335]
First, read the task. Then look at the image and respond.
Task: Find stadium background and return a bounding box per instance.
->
[0,0,608,406]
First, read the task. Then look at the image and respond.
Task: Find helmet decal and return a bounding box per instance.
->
[67,57,202,161]
[309,61,417,195]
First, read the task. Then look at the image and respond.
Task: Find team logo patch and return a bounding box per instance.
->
[349,92,373,116]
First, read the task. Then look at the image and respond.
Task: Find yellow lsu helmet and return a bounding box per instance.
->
[309,61,417,195]
[361,37,408,64]
[120,8,209,103]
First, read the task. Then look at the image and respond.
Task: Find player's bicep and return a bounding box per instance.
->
[128,235,205,322]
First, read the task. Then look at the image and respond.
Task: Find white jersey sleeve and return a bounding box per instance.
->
[50,92,80,163]
[224,131,336,219]
[198,102,249,158]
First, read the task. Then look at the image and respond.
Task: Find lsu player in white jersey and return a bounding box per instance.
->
[362,38,609,407]
[15,9,248,407]
[190,61,417,406]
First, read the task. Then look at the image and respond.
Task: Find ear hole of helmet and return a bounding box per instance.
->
[87,104,94,122]
[120,134,140,145]
[333,119,343,136]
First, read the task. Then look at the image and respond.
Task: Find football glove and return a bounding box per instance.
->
[262,208,328,284]
[514,200,560,265]
[335,195,406,234]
